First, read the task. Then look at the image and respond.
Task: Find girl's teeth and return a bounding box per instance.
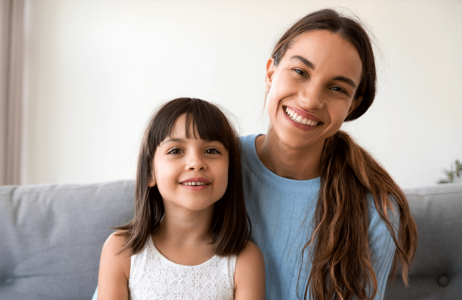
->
[296,115,303,123]
[301,118,308,125]
[183,182,207,186]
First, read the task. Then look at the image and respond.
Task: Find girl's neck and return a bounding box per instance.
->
[256,130,323,180]
[152,205,216,266]
[154,205,214,246]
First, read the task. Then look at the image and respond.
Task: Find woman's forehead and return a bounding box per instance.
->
[283,30,362,83]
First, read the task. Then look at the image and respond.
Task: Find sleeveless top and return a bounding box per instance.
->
[128,237,237,300]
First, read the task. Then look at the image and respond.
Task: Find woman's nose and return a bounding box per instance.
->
[299,84,324,109]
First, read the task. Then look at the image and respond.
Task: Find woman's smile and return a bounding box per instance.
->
[282,105,323,131]
[265,30,362,150]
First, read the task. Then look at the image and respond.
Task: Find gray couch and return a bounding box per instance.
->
[0,180,461,299]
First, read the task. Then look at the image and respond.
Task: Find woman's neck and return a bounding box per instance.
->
[256,130,323,180]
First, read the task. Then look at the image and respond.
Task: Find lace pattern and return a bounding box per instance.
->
[129,237,236,300]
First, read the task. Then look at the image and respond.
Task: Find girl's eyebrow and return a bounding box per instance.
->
[161,138,184,145]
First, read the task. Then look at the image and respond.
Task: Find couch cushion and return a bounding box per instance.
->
[0,180,135,300]
[385,183,462,300]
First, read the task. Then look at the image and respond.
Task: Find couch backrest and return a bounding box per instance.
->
[0,180,135,300]
[1,181,461,299]
[384,183,462,300]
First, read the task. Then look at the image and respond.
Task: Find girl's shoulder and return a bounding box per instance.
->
[234,241,265,300]
[97,231,131,299]
[100,230,131,277]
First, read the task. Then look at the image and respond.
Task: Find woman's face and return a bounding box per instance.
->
[265,30,363,150]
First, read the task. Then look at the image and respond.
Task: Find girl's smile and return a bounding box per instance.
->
[149,114,229,212]
[180,177,211,190]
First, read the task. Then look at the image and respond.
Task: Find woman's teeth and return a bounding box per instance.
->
[182,182,208,186]
[285,107,319,126]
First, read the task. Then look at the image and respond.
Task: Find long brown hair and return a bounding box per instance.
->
[271,9,418,300]
[115,97,250,256]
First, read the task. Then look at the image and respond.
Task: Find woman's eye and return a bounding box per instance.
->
[167,148,183,155]
[293,69,307,78]
[205,148,220,154]
[331,86,346,94]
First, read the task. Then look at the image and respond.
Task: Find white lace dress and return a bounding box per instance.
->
[128,237,236,300]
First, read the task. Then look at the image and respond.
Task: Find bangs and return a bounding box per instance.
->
[153,98,234,151]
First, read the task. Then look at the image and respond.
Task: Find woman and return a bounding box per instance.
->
[240,8,417,300]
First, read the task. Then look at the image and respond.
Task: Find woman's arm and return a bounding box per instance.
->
[234,241,265,300]
[367,195,400,300]
[97,231,131,300]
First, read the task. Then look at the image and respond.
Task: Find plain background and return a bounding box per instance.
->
[21,0,462,189]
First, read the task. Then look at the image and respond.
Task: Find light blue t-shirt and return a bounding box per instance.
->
[240,134,398,300]
[92,134,398,300]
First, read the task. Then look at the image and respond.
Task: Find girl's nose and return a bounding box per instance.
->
[186,154,206,171]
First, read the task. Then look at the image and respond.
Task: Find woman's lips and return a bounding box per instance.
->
[285,105,321,122]
[283,106,323,131]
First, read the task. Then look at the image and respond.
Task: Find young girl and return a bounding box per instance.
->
[96,98,265,300]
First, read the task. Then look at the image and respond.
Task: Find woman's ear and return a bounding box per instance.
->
[148,173,156,187]
[347,96,363,117]
[265,58,275,88]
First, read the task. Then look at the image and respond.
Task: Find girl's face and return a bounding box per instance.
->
[265,30,363,150]
[149,114,229,213]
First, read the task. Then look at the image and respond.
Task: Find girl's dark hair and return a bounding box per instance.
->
[271,9,418,300]
[115,97,250,256]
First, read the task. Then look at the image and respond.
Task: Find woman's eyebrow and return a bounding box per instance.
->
[332,76,357,89]
[290,55,357,89]
[291,55,315,70]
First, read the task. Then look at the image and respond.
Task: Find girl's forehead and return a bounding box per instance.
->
[169,114,199,139]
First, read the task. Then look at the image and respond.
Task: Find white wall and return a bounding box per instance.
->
[23,0,462,188]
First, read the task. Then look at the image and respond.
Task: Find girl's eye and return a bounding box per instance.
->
[293,69,307,78]
[205,148,220,154]
[167,148,183,155]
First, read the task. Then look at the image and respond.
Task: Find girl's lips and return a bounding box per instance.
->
[179,177,211,190]
[180,177,211,184]
[181,185,209,190]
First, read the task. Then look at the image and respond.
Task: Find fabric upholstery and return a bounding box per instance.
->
[0,181,135,300]
[0,180,461,299]
[384,183,462,300]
